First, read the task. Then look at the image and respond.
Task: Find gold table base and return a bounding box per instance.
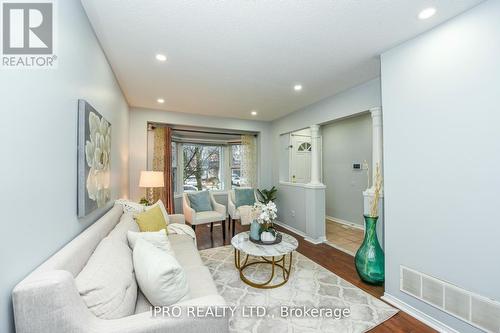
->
[234,249,293,289]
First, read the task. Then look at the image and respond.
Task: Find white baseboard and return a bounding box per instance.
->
[381,293,459,333]
[274,220,326,245]
[326,215,364,231]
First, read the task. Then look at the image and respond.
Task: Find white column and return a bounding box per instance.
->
[363,106,384,248]
[369,107,383,189]
[309,124,322,185]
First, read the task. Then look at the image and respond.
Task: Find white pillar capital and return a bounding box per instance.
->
[369,106,382,117]
[309,124,323,186]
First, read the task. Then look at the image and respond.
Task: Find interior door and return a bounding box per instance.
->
[290,135,311,183]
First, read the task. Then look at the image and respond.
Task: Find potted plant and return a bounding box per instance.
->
[355,163,385,285]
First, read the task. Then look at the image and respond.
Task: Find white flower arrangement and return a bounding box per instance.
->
[252,201,277,225]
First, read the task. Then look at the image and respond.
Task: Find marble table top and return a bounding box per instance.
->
[231,231,299,257]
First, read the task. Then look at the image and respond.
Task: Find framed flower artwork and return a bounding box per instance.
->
[77,100,111,217]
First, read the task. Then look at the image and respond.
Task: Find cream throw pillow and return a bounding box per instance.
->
[133,238,189,306]
[75,238,137,319]
[127,229,173,254]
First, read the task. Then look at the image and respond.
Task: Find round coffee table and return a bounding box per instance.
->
[231,231,298,289]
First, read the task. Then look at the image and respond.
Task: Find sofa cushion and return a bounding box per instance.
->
[235,188,256,208]
[187,191,213,212]
[183,266,219,299]
[133,238,189,306]
[75,237,137,319]
[169,234,203,268]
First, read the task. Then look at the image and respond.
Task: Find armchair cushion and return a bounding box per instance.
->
[187,191,213,212]
[194,211,225,224]
[235,188,256,208]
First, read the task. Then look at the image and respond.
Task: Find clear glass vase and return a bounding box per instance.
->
[355,215,385,285]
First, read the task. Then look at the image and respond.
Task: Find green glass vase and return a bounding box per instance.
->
[355,215,385,285]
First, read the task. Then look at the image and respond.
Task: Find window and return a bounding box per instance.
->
[182,144,223,191]
[230,144,241,188]
[297,142,312,152]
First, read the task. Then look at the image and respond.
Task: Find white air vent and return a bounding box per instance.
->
[422,276,444,308]
[401,266,421,297]
[400,266,500,333]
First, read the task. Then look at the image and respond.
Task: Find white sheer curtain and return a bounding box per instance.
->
[240,134,257,187]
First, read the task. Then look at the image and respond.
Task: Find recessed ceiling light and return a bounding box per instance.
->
[293,84,303,92]
[157,98,165,104]
[251,110,258,116]
[155,54,167,62]
[418,7,436,20]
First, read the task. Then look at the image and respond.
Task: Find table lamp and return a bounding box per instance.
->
[139,171,164,205]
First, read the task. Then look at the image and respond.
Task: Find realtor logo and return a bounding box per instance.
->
[1,1,57,68]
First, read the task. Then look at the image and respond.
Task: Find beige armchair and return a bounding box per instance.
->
[183,192,227,239]
[228,188,258,236]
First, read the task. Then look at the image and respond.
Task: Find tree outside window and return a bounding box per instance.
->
[182,144,222,191]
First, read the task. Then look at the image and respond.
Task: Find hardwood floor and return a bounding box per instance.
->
[194,220,436,333]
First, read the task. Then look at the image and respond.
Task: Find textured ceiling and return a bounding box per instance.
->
[81,0,483,121]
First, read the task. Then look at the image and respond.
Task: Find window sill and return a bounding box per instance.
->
[174,190,229,199]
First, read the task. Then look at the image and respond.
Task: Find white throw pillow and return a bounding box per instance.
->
[146,200,170,224]
[133,238,189,306]
[75,238,137,319]
[127,229,173,254]
[115,199,146,214]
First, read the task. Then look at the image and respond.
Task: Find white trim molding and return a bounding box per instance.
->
[381,293,460,333]
[325,216,364,231]
[274,220,326,245]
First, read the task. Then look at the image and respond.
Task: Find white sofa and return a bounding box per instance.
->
[12,204,228,333]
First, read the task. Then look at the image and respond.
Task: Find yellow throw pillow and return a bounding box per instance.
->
[135,205,168,232]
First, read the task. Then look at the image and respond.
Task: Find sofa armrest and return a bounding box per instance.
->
[168,214,185,224]
[12,270,94,333]
[93,296,229,333]
[212,200,226,217]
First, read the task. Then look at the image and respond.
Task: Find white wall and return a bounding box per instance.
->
[0,1,129,332]
[381,1,500,331]
[323,114,372,227]
[271,78,381,235]
[129,107,273,201]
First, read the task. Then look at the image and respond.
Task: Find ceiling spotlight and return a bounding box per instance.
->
[293,84,303,92]
[155,54,167,62]
[418,7,436,20]
[157,98,165,104]
[251,110,258,116]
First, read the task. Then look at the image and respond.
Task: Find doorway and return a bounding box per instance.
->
[289,130,311,183]
[322,113,372,255]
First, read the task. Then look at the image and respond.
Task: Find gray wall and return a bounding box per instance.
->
[0,0,129,332]
[271,79,381,234]
[381,1,500,331]
[129,107,273,201]
[322,114,372,227]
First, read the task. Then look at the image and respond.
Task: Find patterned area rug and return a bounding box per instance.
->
[200,245,398,333]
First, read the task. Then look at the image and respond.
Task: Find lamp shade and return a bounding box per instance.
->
[139,171,164,188]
